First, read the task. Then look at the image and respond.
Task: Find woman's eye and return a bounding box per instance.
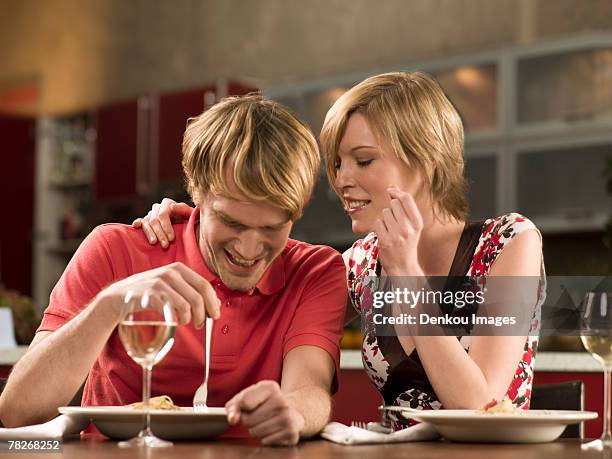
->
[334,160,341,170]
[357,159,373,167]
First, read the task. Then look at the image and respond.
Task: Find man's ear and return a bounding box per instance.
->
[187,180,201,206]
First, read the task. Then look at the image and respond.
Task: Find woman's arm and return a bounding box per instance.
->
[377,188,542,409]
[407,230,542,409]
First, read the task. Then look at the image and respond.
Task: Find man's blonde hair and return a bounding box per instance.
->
[320,71,469,221]
[182,94,320,220]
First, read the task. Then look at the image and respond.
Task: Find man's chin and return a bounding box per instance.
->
[219,273,261,292]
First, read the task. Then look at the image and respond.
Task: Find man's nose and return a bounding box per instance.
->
[234,230,264,259]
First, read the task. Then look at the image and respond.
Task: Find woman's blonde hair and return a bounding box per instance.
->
[182,94,320,220]
[320,71,469,221]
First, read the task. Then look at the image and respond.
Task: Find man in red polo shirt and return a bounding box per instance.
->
[0,95,347,446]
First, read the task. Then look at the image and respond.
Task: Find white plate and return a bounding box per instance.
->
[59,406,228,440]
[398,409,598,443]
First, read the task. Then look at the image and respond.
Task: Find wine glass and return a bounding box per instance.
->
[117,290,178,448]
[580,291,612,450]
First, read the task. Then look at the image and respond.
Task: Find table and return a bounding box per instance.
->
[2,350,606,437]
[1,438,606,459]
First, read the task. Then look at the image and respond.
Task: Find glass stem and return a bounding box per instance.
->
[142,364,153,436]
[604,366,612,442]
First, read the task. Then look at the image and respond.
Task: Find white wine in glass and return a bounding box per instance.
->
[119,320,176,366]
[581,336,612,366]
[118,292,177,448]
[581,292,612,451]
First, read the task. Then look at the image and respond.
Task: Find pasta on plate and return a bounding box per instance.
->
[481,396,524,414]
[129,395,181,410]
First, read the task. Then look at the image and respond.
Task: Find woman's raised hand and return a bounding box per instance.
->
[374,186,424,276]
[132,198,194,248]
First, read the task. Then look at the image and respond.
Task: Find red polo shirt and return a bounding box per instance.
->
[38,209,346,415]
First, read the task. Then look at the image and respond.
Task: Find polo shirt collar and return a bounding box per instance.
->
[182,207,286,296]
[255,253,285,296]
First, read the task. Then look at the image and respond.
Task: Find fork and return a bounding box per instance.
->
[351,421,368,430]
[193,317,213,413]
[351,421,393,434]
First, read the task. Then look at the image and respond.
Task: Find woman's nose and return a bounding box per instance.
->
[334,162,353,189]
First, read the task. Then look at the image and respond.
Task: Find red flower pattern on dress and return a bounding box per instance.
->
[361,286,373,312]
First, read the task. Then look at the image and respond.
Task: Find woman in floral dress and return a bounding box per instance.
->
[318,72,544,429]
[135,72,545,430]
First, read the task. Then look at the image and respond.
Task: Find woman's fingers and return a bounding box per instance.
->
[375,187,426,276]
[388,198,414,236]
[170,202,195,223]
[381,207,400,236]
[133,199,194,247]
[148,219,169,248]
[142,221,158,244]
[145,203,170,248]
[132,216,158,244]
[388,187,423,230]
[144,199,191,246]
[135,212,159,244]
[374,218,388,244]
[157,199,178,241]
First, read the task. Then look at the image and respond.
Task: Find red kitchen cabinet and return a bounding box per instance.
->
[157,87,213,184]
[0,114,36,296]
[332,370,382,425]
[95,81,260,200]
[157,81,259,184]
[0,365,11,378]
[94,99,139,201]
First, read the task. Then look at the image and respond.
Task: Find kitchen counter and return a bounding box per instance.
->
[0,346,603,372]
[0,346,27,366]
[341,349,601,372]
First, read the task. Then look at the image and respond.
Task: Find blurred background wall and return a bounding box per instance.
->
[2,0,612,114]
[0,0,611,426]
[0,0,611,312]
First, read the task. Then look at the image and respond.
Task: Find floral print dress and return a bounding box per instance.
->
[347,213,545,429]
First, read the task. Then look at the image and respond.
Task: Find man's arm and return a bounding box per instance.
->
[0,295,120,427]
[224,245,345,446]
[225,345,335,446]
[0,261,220,428]
[282,345,335,437]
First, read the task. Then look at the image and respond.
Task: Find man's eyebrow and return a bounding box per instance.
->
[214,209,255,227]
[213,209,239,222]
[213,209,288,229]
[263,222,288,230]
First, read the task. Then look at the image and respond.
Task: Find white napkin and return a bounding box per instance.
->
[321,421,440,445]
[0,415,89,440]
